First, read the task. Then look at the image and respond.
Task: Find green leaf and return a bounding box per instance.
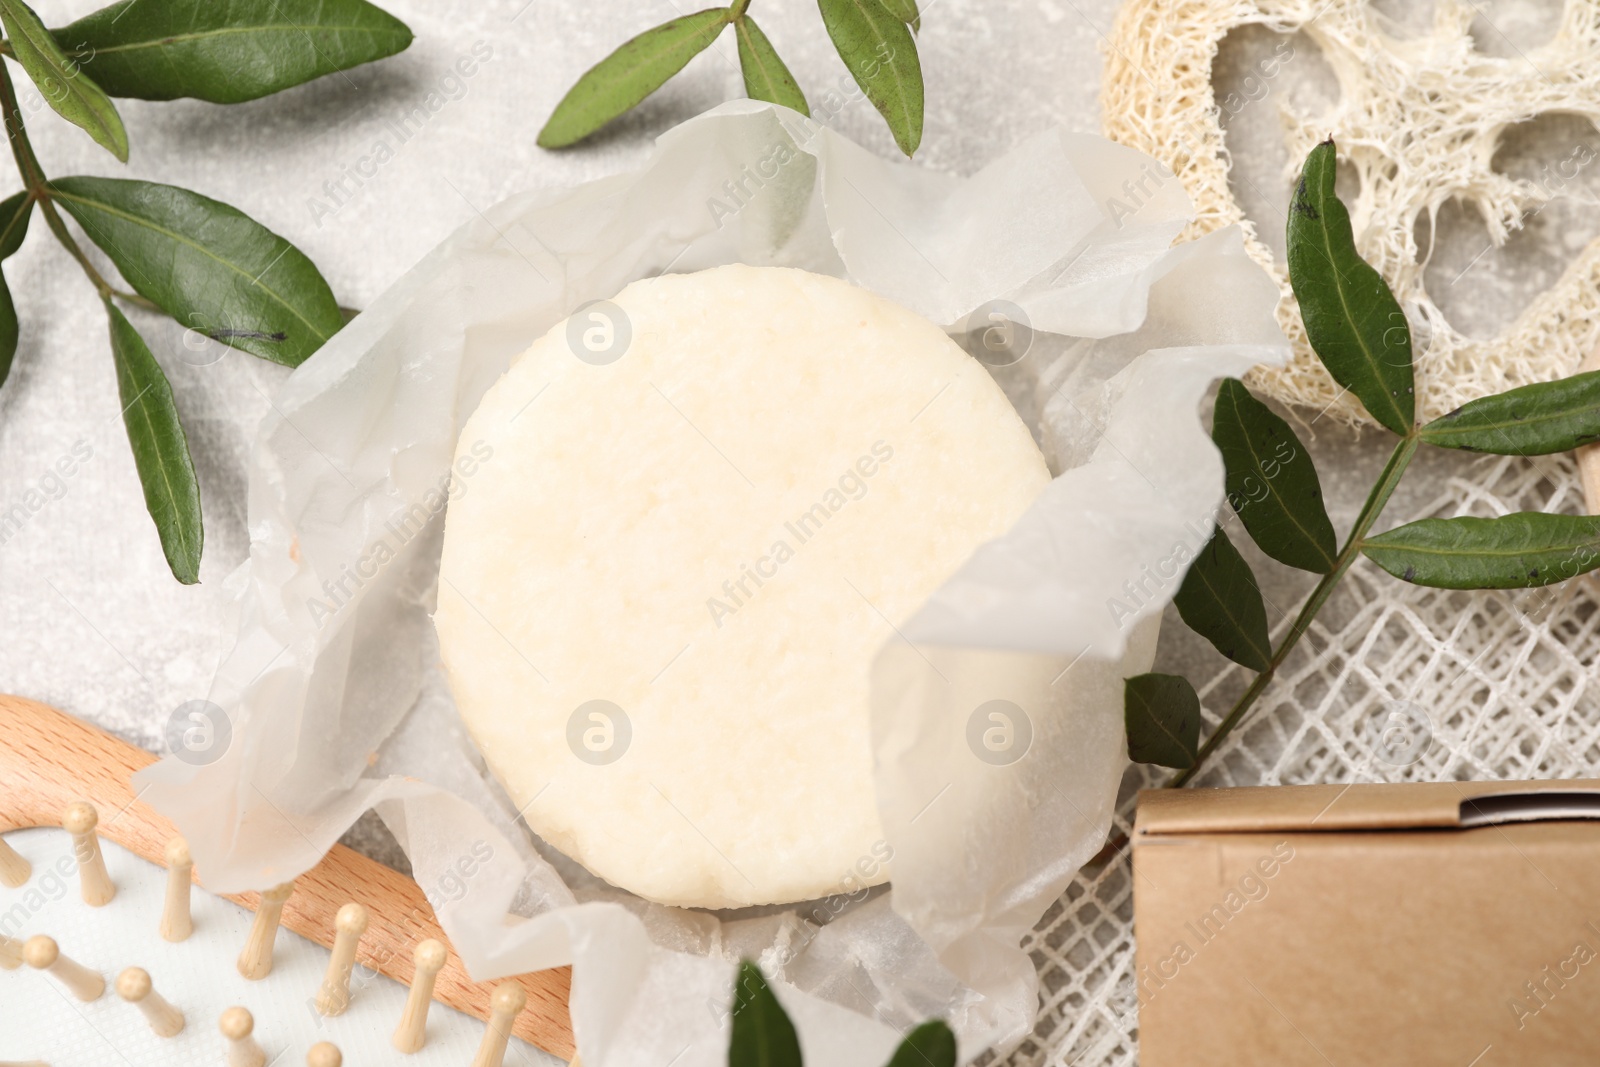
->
[0,0,127,161]
[538,8,731,149]
[0,190,32,390]
[1213,378,1338,574]
[1362,513,1600,590]
[0,283,15,390]
[1174,525,1272,672]
[53,0,413,104]
[107,301,203,584]
[728,960,801,1067]
[735,15,808,116]
[0,190,30,259]
[1286,139,1414,435]
[1419,371,1600,456]
[883,1021,956,1067]
[878,0,920,32]
[1124,674,1201,769]
[49,176,343,367]
[818,0,923,157]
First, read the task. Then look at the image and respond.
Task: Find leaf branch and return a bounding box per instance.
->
[1129,139,1600,799]
[542,0,924,155]
[1166,433,1418,787]
[0,0,413,583]
[0,60,116,299]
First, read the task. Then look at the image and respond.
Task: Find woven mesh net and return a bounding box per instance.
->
[1048,2,1600,1060]
[996,451,1600,1065]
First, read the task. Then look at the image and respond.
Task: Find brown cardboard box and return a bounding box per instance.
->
[1133,780,1600,1066]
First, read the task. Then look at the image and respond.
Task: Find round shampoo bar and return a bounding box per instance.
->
[437,264,1050,908]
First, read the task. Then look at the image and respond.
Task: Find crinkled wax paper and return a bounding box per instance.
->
[135,101,1287,1063]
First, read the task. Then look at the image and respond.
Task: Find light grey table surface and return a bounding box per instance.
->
[0,0,1121,760]
[2,1,1583,1058]
[9,0,1566,751]
[2,0,1569,870]
[0,0,1178,911]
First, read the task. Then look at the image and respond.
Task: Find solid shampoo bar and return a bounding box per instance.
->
[436,264,1050,908]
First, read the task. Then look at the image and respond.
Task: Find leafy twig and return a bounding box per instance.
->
[726,960,954,1067]
[1125,139,1600,787]
[540,0,924,156]
[1166,434,1417,787]
[0,0,412,583]
[110,287,162,314]
[0,63,114,298]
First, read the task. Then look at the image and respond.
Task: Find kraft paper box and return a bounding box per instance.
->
[1134,780,1600,1066]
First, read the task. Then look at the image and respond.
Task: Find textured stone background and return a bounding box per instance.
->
[0,0,1585,1005]
[0,0,1124,867]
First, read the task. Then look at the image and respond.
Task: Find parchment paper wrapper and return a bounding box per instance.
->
[136,101,1288,1063]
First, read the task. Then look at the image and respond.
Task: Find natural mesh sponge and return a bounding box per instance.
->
[1100,0,1600,426]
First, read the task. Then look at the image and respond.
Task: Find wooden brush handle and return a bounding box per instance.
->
[0,694,574,1058]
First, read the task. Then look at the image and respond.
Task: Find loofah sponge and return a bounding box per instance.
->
[1101,0,1600,426]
